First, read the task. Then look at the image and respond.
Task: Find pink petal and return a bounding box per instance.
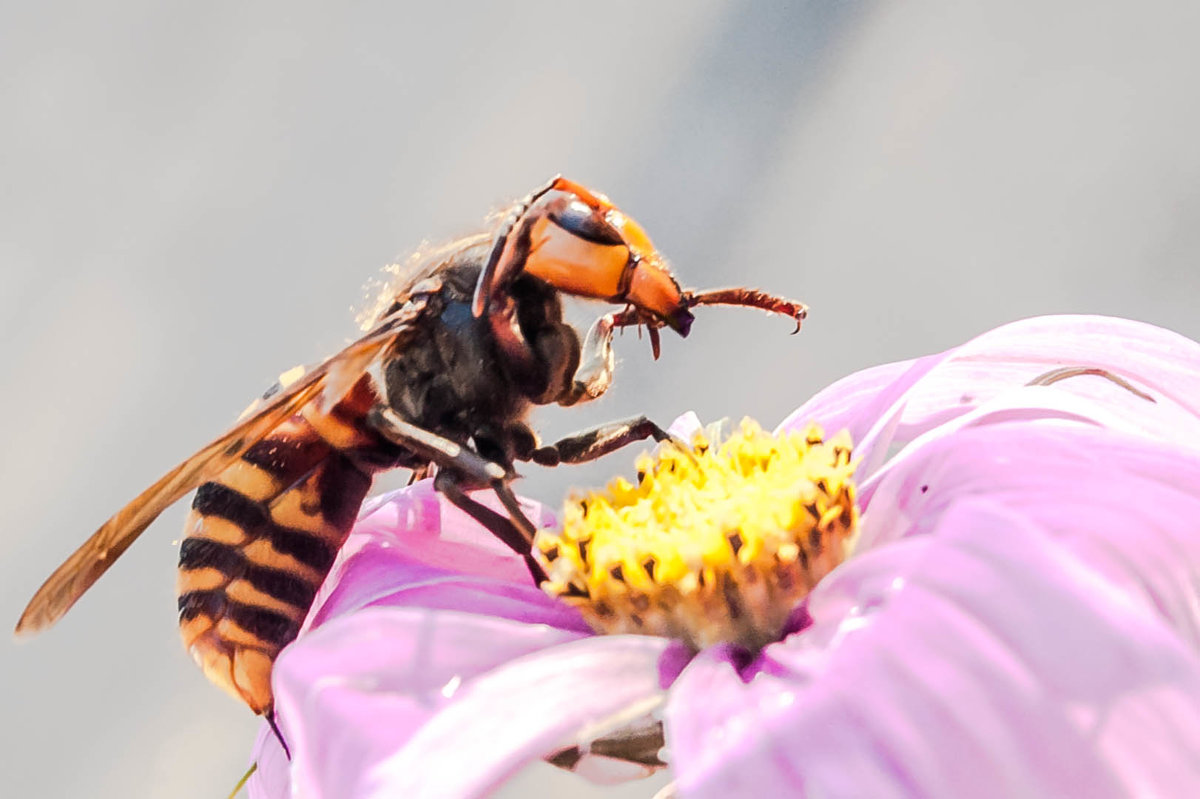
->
[781,315,1200,479]
[293,481,582,636]
[777,356,932,443]
[303,529,588,636]
[253,315,1200,798]
[668,410,704,440]
[853,385,1173,509]
[249,481,586,798]
[250,609,588,799]
[859,422,1200,648]
[367,635,675,798]
[667,498,1200,798]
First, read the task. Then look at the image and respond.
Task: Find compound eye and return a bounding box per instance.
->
[550,198,625,246]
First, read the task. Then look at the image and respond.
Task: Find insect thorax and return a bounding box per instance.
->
[381,260,582,464]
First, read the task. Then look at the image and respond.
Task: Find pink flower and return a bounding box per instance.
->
[249,315,1200,798]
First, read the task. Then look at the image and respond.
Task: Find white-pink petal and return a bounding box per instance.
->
[368,635,674,798]
[250,609,585,799]
[782,315,1200,481]
[249,315,1200,798]
[667,499,1200,798]
[859,422,1200,648]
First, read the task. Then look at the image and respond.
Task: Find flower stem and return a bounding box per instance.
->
[226,762,257,799]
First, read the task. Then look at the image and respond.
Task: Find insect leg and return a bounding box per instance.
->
[406,463,435,485]
[367,407,508,485]
[556,304,676,407]
[546,717,666,774]
[434,472,547,584]
[529,417,688,467]
[366,407,546,581]
[265,707,292,759]
[558,314,618,407]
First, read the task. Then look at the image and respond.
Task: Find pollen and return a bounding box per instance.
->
[534,420,859,654]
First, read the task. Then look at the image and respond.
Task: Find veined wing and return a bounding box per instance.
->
[15,301,427,635]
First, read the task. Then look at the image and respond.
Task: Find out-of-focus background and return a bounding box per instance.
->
[3,3,1199,797]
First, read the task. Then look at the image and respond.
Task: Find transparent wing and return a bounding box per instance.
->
[15,303,425,635]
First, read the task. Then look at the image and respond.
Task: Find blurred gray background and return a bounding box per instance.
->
[3,2,1200,797]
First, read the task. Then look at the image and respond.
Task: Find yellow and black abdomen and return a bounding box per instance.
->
[176,376,384,713]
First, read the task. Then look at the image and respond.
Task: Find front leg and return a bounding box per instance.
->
[530,416,685,467]
[557,314,618,407]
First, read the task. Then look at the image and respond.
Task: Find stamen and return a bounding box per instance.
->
[534,420,859,654]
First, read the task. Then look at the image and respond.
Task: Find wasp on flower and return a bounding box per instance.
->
[16,178,805,738]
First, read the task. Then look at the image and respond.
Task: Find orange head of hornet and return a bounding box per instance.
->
[472,177,694,336]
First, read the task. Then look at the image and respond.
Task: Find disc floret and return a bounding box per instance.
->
[535,420,859,654]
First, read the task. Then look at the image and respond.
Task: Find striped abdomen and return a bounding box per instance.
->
[177,375,388,713]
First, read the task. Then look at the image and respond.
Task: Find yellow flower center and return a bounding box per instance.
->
[534,420,859,653]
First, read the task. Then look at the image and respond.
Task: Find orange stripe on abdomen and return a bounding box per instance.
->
[177,378,383,713]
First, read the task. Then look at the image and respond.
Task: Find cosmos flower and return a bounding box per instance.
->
[248,315,1200,798]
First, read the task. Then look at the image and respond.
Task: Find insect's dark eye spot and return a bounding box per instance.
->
[551,199,624,246]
